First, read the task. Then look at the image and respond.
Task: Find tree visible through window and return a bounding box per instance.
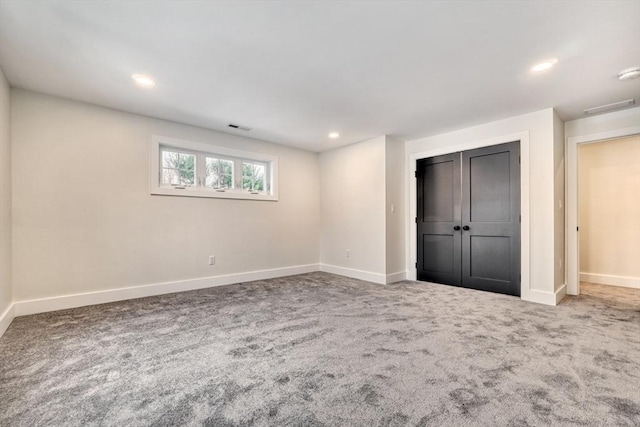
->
[206,157,233,189]
[162,150,195,186]
[242,161,266,191]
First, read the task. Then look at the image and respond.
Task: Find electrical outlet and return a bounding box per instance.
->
[346,249,350,258]
[209,255,216,265]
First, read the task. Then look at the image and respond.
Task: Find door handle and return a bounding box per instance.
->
[462,225,470,231]
[453,225,461,231]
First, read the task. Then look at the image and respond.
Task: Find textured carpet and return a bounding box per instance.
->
[0,273,639,426]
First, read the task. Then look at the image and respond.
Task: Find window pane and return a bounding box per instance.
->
[178,168,195,185]
[206,174,220,188]
[206,158,215,175]
[206,157,234,189]
[162,151,179,168]
[161,149,195,186]
[242,162,266,191]
[162,168,179,185]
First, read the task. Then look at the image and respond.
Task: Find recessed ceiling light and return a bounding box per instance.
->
[132,74,155,88]
[531,59,558,72]
[618,67,640,81]
[329,132,340,139]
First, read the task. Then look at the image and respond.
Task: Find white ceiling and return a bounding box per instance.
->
[0,1,639,152]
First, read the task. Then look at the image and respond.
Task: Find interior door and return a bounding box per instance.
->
[461,142,520,296]
[416,141,520,297]
[416,153,461,285]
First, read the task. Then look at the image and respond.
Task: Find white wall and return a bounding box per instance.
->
[0,67,12,330]
[319,136,387,279]
[406,108,563,305]
[11,89,320,304]
[385,137,405,278]
[565,106,640,294]
[578,135,640,288]
[565,107,640,139]
[319,135,406,284]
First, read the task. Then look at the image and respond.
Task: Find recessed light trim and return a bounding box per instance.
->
[618,67,640,81]
[132,74,156,88]
[531,59,558,72]
[329,132,340,139]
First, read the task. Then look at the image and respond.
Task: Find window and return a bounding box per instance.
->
[162,150,196,186]
[151,135,278,201]
[242,161,266,192]
[205,157,234,190]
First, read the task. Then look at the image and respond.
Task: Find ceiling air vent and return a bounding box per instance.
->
[228,123,252,131]
[583,99,635,115]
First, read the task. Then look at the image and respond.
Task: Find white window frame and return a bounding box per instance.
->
[150,135,279,201]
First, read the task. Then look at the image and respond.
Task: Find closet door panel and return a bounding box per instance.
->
[461,142,520,296]
[416,153,462,285]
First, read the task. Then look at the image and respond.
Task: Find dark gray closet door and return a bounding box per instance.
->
[416,141,520,297]
[416,153,462,285]
[461,142,520,296]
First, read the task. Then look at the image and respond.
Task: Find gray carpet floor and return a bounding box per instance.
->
[0,272,639,426]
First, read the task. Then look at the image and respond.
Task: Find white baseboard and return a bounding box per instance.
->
[319,264,386,284]
[0,303,15,339]
[318,265,406,285]
[522,288,558,306]
[386,271,407,284]
[13,264,320,317]
[580,272,640,289]
[555,284,567,304]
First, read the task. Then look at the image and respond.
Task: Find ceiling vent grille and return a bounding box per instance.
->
[583,99,635,115]
[228,123,252,131]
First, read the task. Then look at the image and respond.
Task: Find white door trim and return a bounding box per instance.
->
[566,126,640,295]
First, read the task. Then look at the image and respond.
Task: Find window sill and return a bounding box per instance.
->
[151,186,278,201]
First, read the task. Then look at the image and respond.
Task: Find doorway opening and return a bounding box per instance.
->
[567,128,640,296]
[577,136,640,295]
